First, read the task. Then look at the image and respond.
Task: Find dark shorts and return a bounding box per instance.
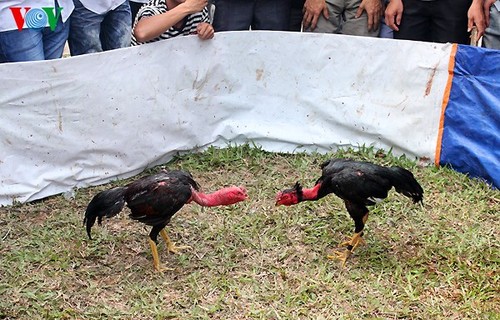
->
[213,0,292,31]
[394,0,472,44]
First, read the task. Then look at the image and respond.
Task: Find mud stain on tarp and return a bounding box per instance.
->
[193,71,210,101]
[58,110,63,132]
[256,69,264,81]
[425,64,438,97]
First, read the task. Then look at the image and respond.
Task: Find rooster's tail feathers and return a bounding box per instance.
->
[389,167,424,204]
[83,187,126,239]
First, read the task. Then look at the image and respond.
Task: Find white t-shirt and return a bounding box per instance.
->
[78,0,127,15]
[0,0,74,32]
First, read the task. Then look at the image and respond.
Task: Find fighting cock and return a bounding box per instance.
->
[275,158,423,266]
[84,170,248,271]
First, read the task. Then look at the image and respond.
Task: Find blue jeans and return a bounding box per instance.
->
[213,0,291,31]
[69,0,131,56]
[0,16,69,63]
[379,17,393,38]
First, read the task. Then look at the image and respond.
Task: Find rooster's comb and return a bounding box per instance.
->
[293,182,304,201]
[293,182,301,190]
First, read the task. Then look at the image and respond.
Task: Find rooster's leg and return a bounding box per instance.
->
[328,212,369,267]
[160,229,191,254]
[148,238,172,272]
[339,213,369,249]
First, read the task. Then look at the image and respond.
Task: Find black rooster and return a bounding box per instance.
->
[275,158,423,266]
[84,170,248,271]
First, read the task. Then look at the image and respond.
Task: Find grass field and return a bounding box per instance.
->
[0,145,498,319]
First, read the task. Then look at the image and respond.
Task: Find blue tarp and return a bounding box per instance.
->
[440,45,500,188]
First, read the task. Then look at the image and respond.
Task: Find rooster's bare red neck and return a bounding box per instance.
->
[300,183,321,201]
[190,188,236,207]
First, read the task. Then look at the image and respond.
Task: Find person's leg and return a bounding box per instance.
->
[304,0,343,34]
[483,1,500,49]
[68,0,104,55]
[342,0,379,36]
[431,0,471,44]
[0,29,44,62]
[289,0,305,31]
[42,16,70,60]
[394,0,431,41]
[212,0,255,31]
[100,1,132,51]
[253,0,291,31]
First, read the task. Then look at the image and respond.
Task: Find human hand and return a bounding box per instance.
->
[484,0,496,27]
[196,22,214,40]
[182,0,208,14]
[356,0,383,31]
[468,0,485,38]
[384,0,403,31]
[303,0,329,31]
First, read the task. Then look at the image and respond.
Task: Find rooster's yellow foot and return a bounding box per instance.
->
[160,229,191,254]
[166,243,191,254]
[339,233,365,250]
[328,249,352,268]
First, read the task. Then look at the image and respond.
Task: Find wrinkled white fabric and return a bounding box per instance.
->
[0,31,451,205]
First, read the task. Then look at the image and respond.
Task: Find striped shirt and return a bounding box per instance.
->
[131,0,210,46]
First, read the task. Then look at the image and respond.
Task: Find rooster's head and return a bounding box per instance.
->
[275,182,303,206]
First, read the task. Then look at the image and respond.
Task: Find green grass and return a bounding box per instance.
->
[0,145,498,319]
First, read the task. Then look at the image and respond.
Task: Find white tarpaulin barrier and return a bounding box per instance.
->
[0,31,452,205]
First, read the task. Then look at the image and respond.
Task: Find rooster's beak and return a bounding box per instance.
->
[275,193,282,206]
